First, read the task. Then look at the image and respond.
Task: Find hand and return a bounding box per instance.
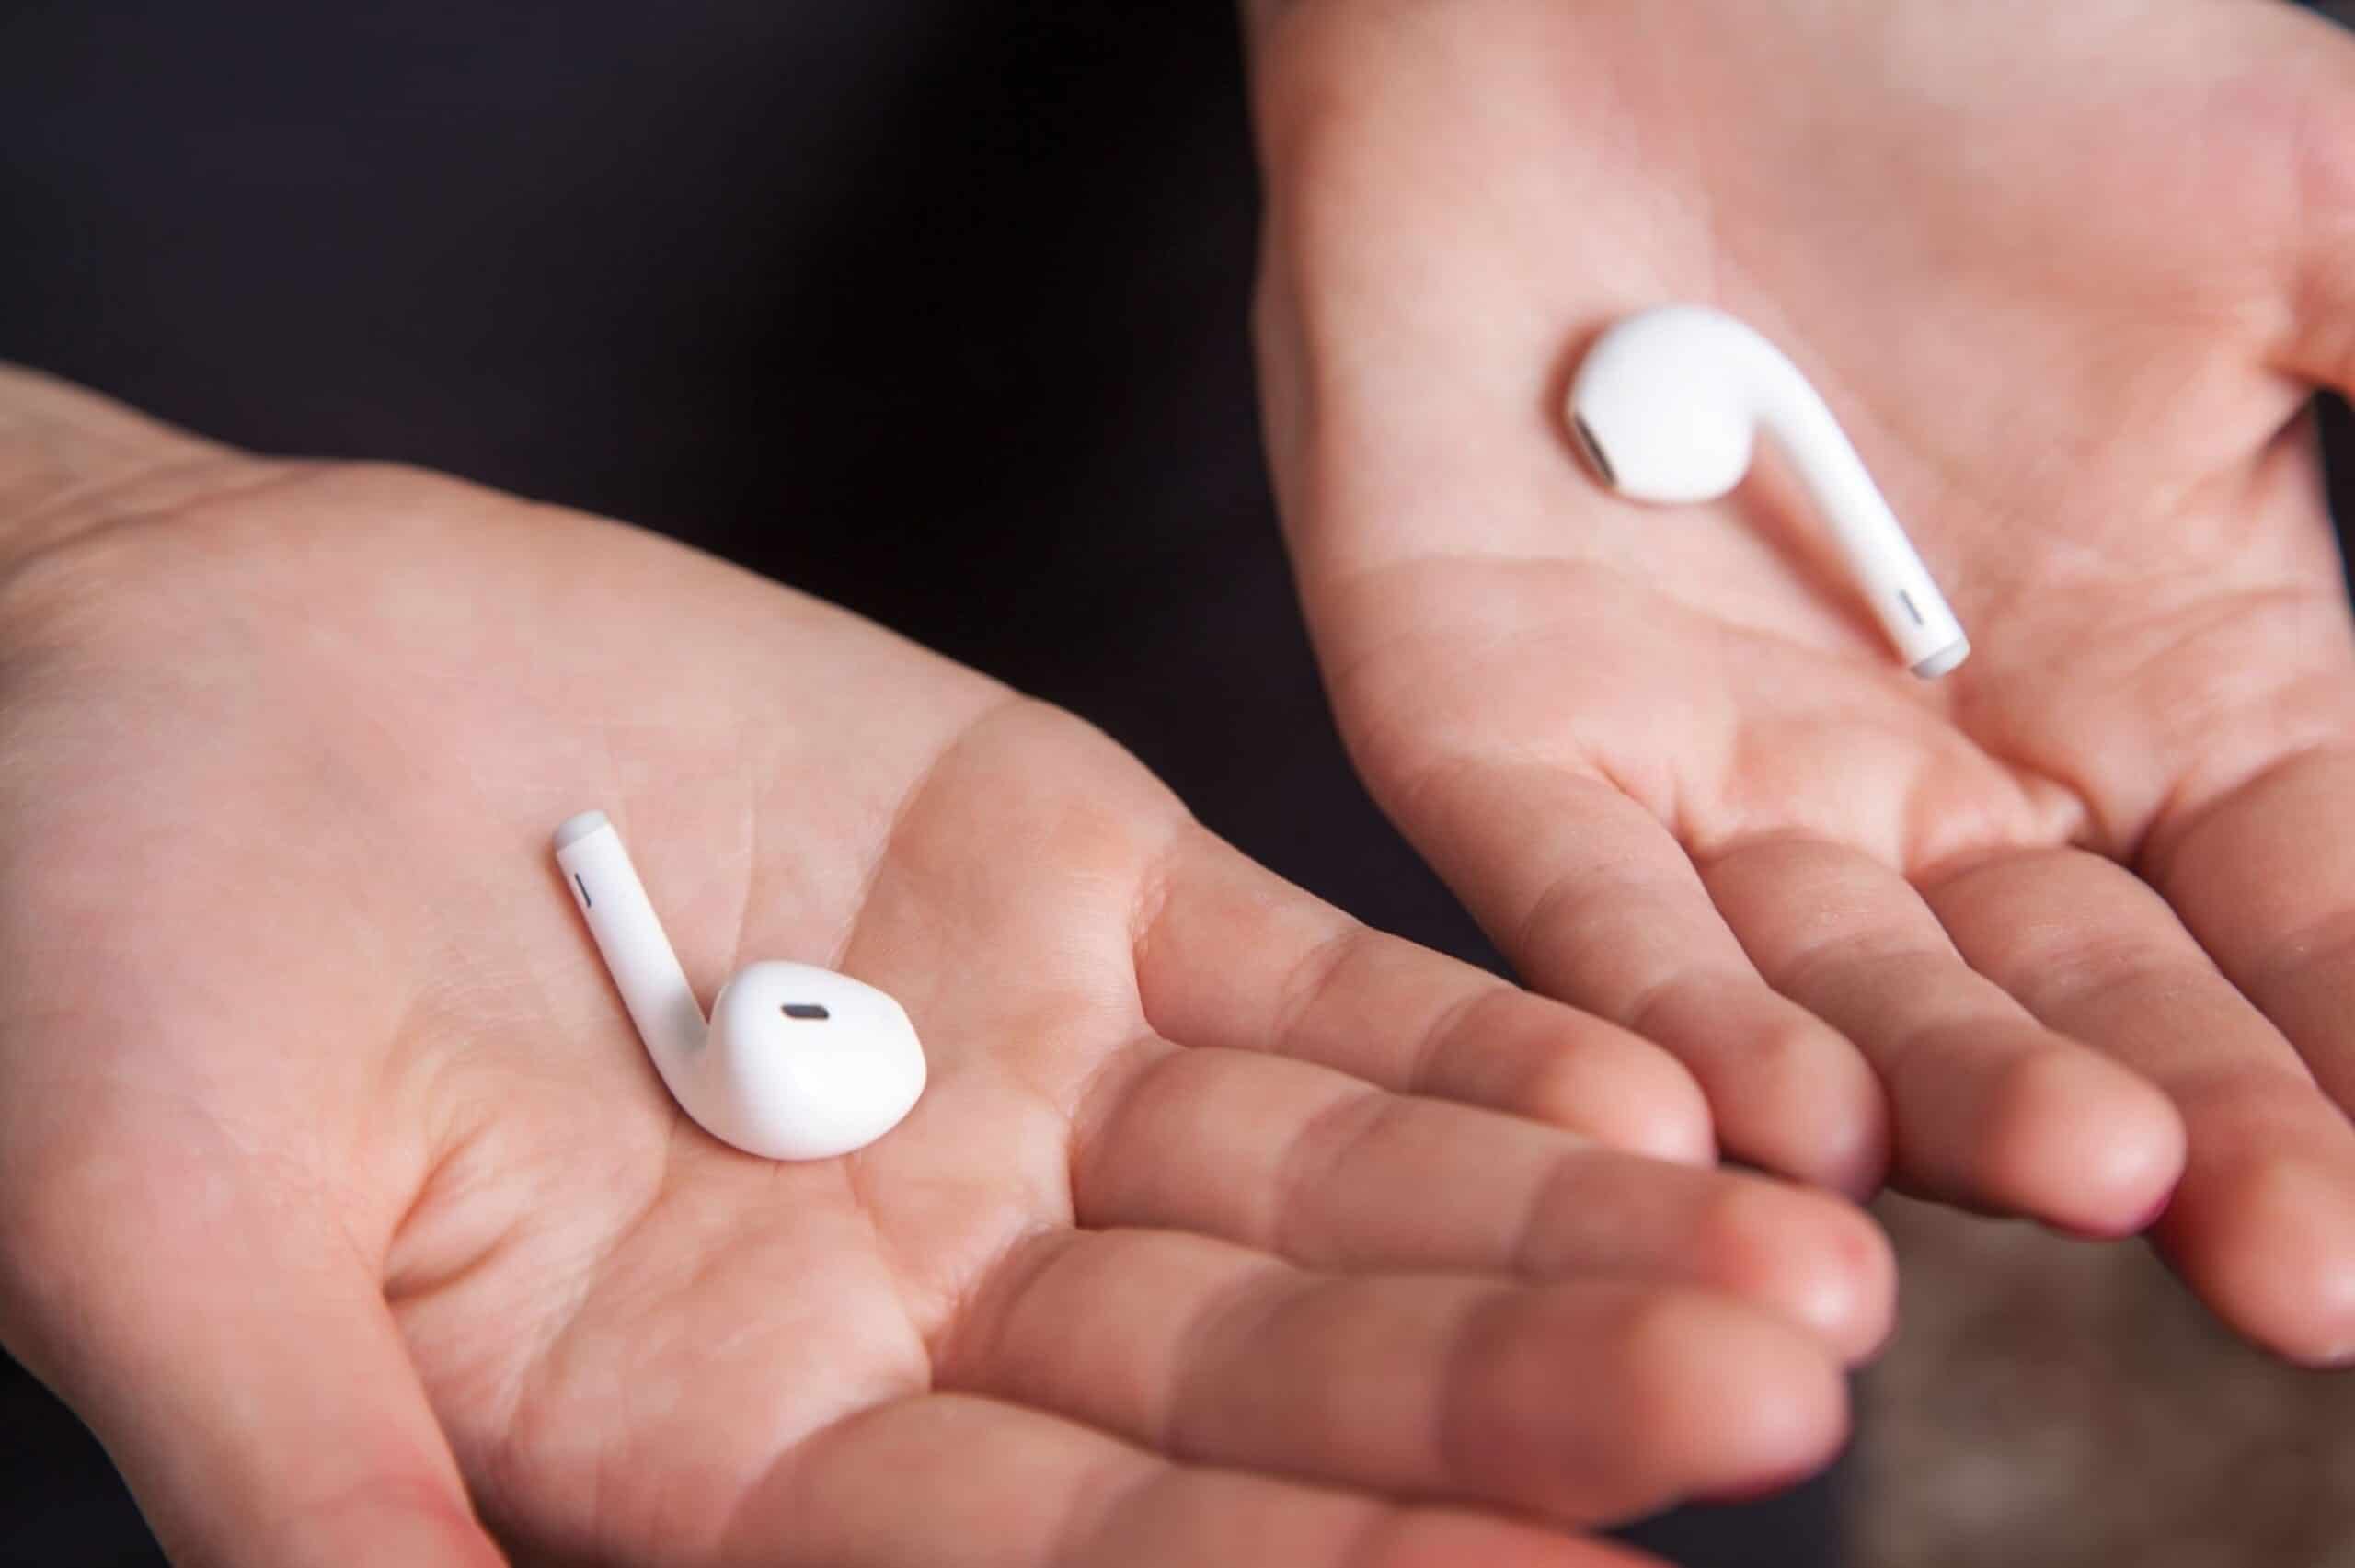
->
[1247,0,2355,1362]
[0,368,1890,1566]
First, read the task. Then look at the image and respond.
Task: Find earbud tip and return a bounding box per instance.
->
[1911,637,1970,680]
[553,809,612,852]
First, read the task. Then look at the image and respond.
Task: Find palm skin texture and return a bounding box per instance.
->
[1248,0,2355,1362]
[0,370,1895,1566]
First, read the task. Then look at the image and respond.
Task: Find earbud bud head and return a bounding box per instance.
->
[706,960,928,1161]
[1568,305,1763,505]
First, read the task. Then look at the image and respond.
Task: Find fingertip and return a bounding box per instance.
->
[1982,1048,2186,1238]
[1694,1181,1898,1366]
[1723,1013,1890,1199]
[1457,1284,1853,1522]
[2160,1155,2355,1368]
[1525,1025,1717,1167]
[1612,1292,1852,1504]
[1631,977,1889,1194]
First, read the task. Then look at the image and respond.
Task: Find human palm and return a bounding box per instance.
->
[1249,0,2355,1360]
[0,371,1890,1566]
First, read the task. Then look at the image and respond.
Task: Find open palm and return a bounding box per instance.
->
[1249,0,2355,1361]
[0,370,1891,1566]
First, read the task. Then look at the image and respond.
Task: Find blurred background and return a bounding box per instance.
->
[1857,1196,2355,1568]
[0,3,2349,1563]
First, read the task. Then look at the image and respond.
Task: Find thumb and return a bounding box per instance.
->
[2279,6,2355,394]
[0,361,245,567]
[1,1166,503,1567]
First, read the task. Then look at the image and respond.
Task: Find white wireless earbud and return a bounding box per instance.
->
[1568,304,1970,678]
[552,810,927,1161]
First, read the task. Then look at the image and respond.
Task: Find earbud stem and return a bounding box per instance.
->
[1757,374,1969,677]
[553,811,706,1072]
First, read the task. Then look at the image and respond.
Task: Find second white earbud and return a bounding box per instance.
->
[1568,304,1970,679]
[552,810,927,1161]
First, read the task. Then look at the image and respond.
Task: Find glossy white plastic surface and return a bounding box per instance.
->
[553,811,927,1160]
[1569,304,1969,678]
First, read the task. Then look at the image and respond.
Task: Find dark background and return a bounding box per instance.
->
[0,3,2346,1564]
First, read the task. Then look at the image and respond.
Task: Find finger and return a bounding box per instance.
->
[1701,835,2186,1235]
[1076,1045,1892,1360]
[941,1230,1848,1527]
[1924,844,2355,1365]
[2149,748,2355,1110]
[1384,765,1890,1195]
[2279,1,2355,395]
[2140,750,2355,1361]
[756,1394,1657,1568]
[0,1170,503,1567]
[1137,828,1713,1164]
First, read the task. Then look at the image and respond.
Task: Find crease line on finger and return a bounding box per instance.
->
[2139,738,2355,891]
[1063,1033,1187,1223]
[1266,922,1382,1061]
[1269,1088,1406,1265]
[1395,978,1508,1104]
[929,1226,1091,1395]
[1043,1443,1178,1568]
[1430,1283,1529,1505]
[1621,964,1755,1041]
[1158,1259,1319,1464]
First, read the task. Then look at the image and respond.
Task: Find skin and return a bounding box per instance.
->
[0,369,1891,1566]
[1246,0,2355,1364]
